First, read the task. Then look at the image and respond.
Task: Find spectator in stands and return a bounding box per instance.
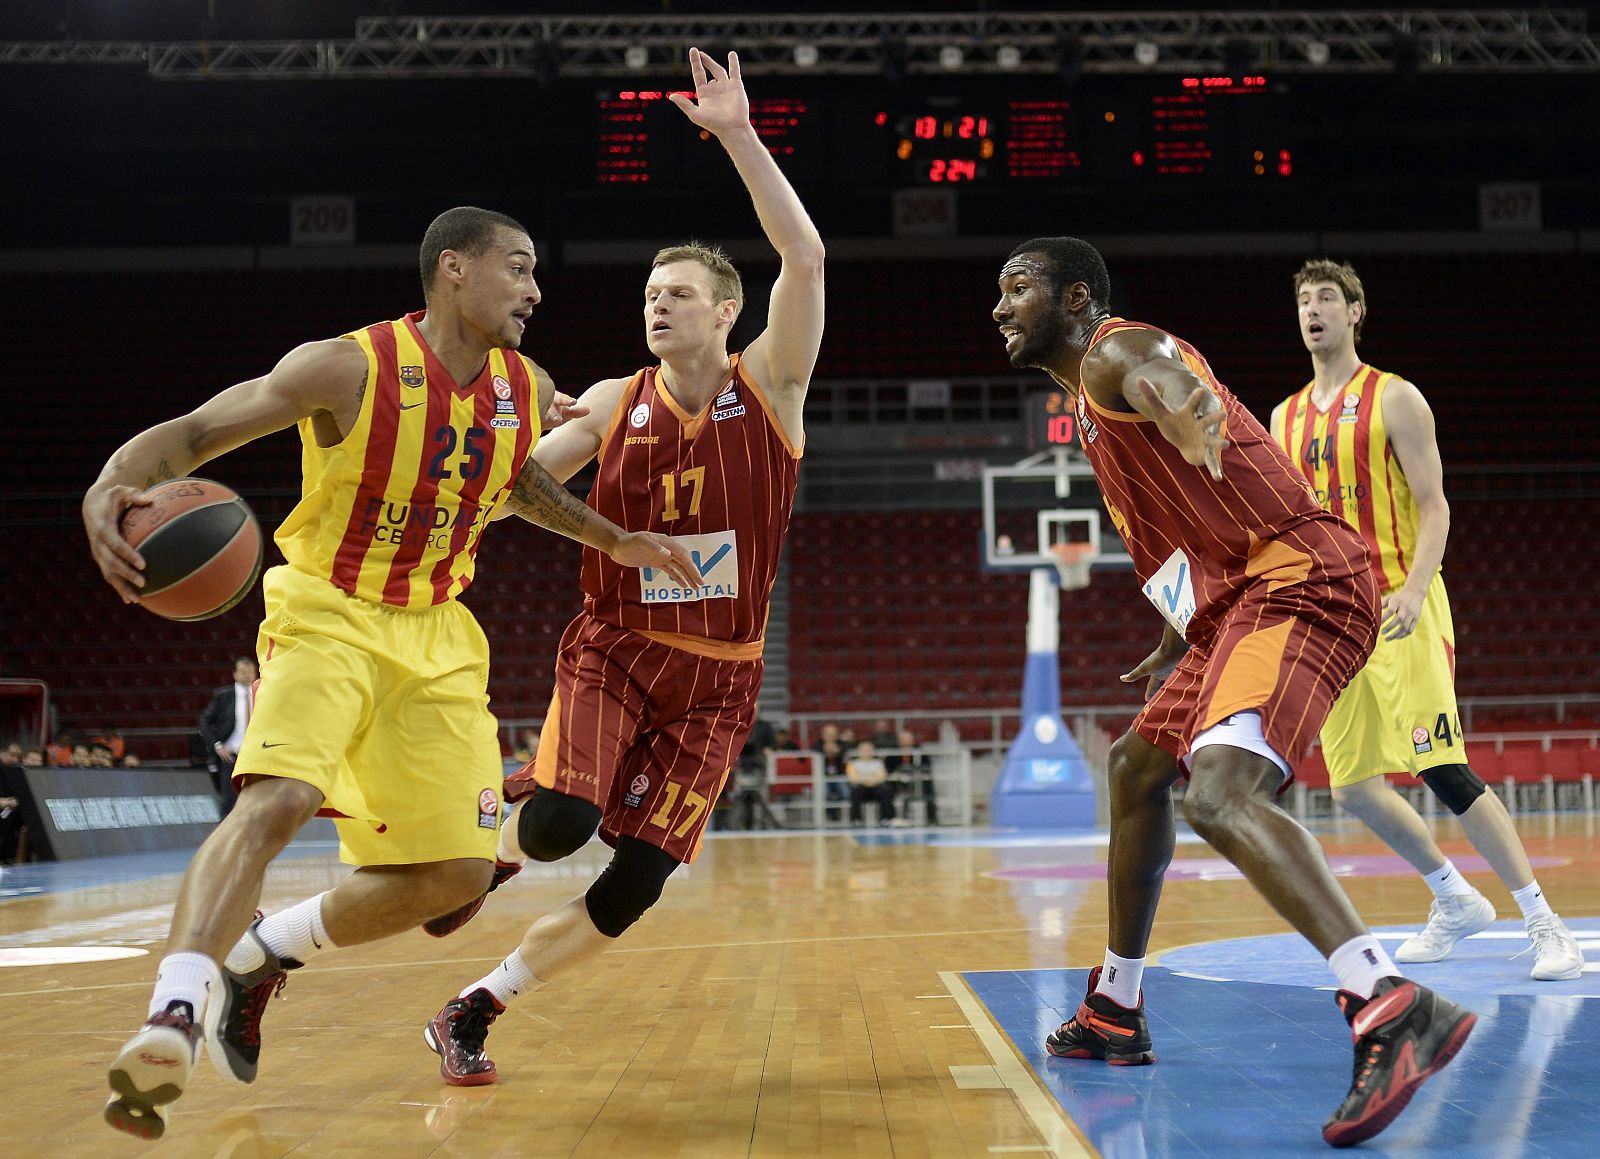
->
[1271,258,1583,981]
[200,656,258,819]
[87,744,116,768]
[869,719,900,774]
[21,748,43,767]
[898,727,938,826]
[819,723,845,777]
[3,745,29,864]
[511,728,541,765]
[726,714,779,831]
[46,732,75,766]
[71,744,94,767]
[773,725,795,751]
[123,753,141,768]
[846,740,895,826]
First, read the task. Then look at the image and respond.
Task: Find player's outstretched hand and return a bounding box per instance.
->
[1380,586,1425,640]
[609,531,703,592]
[82,484,151,603]
[542,390,590,430]
[1136,378,1229,481]
[667,47,749,138]
[1120,624,1188,701]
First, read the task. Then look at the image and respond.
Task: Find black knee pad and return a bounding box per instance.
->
[584,837,681,938]
[1420,763,1487,816]
[517,787,602,862]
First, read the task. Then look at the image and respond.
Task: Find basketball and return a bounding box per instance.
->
[118,477,264,621]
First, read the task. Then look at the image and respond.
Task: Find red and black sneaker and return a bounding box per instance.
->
[1323,977,1477,1148]
[205,915,299,1085]
[422,859,523,938]
[1044,966,1156,1066]
[424,987,506,1086]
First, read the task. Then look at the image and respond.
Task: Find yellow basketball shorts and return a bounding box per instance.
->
[233,565,503,866]
[1320,575,1466,787]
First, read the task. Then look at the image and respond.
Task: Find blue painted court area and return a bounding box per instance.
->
[0,837,336,900]
[967,938,1600,1157]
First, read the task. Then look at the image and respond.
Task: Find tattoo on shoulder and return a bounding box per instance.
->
[355,367,368,408]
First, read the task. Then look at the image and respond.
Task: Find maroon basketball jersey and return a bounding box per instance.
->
[581,354,800,649]
[1076,319,1370,646]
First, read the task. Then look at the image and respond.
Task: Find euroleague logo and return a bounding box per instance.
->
[493,375,512,400]
[1412,726,1433,755]
[630,402,651,428]
[477,787,499,829]
[623,773,651,809]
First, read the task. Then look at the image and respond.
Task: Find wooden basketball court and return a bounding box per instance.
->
[2,811,1596,1157]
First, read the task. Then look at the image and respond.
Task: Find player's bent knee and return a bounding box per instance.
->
[584,837,681,938]
[1107,734,1176,797]
[230,777,322,846]
[518,788,603,861]
[1420,764,1486,817]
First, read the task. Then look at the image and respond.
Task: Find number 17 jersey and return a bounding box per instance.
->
[580,355,801,654]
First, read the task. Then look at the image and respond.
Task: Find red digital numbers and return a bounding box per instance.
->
[927,158,978,182]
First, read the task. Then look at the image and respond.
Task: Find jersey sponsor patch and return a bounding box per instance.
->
[1142,549,1197,636]
[641,530,740,603]
[491,416,521,429]
[712,404,746,422]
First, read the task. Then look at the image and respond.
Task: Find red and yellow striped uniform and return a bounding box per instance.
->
[235,311,541,867]
[276,311,540,608]
[1275,365,1415,595]
[1075,319,1379,773]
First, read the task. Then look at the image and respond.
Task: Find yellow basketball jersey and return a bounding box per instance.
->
[1275,365,1416,594]
[275,311,540,608]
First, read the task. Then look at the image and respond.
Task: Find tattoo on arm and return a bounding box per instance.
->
[354,366,367,409]
[504,459,599,543]
[142,459,177,488]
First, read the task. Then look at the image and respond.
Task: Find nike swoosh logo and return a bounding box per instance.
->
[400,402,425,410]
[261,742,290,749]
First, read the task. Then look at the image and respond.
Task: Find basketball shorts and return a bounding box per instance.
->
[233,566,503,867]
[1321,575,1466,786]
[1134,568,1380,786]
[524,613,763,863]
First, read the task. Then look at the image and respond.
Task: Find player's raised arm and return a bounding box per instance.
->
[669,47,824,436]
[1081,325,1230,481]
[82,339,366,601]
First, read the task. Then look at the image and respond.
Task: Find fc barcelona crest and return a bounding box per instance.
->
[400,365,425,388]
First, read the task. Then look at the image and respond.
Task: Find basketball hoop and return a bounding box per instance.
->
[1049,542,1096,590]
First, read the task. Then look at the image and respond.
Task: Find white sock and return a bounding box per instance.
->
[1511,880,1555,920]
[497,800,528,864]
[1422,858,1475,899]
[1094,949,1146,1008]
[1328,935,1399,999]
[255,893,337,965]
[465,948,544,1006]
[148,952,222,1021]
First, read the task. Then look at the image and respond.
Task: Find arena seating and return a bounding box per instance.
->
[4,254,1595,750]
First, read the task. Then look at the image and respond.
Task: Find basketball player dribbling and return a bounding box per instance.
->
[1273,259,1582,980]
[82,206,700,1139]
[416,48,825,1086]
[992,237,1477,1148]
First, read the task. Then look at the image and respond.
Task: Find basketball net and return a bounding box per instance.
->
[1048,541,1096,591]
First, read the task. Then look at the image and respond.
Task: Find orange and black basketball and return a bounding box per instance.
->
[118,477,264,621]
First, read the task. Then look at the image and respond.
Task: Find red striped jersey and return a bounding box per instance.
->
[580,354,801,655]
[276,311,540,608]
[1076,319,1370,645]
[1275,365,1416,594]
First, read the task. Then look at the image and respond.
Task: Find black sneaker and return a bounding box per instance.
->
[1323,977,1477,1148]
[1044,965,1156,1066]
[204,917,298,1085]
[423,988,506,1086]
[105,1002,201,1140]
[422,859,523,938]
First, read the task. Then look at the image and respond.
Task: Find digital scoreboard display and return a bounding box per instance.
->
[597,77,1288,187]
[1025,388,1078,451]
[597,89,824,185]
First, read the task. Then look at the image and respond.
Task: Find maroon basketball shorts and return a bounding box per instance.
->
[520,613,763,862]
[1134,569,1380,783]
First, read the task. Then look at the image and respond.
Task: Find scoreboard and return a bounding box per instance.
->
[596,75,1289,187]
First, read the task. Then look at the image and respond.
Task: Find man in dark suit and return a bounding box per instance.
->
[199,657,257,817]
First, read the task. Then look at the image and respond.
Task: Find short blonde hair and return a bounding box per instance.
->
[1294,258,1367,343]
[652,241,743,312]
